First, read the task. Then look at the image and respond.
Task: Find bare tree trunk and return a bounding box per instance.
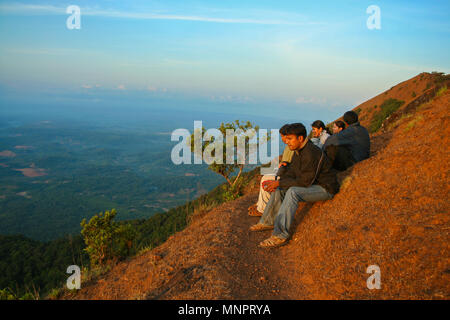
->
[222,173,233,187]
[231,164,244,187]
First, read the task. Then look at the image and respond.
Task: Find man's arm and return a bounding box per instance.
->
[279,149,319,189]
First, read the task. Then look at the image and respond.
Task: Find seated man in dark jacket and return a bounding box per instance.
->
[323,110,370,171]
[250,123,339,248]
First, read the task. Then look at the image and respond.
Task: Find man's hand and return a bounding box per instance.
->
[262,180,280,193]
[278,161,288,168]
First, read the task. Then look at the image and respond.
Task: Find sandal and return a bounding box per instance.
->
[247,204,257,212]
[259,235,287,248]
[249,223,273,232]
[248,206,263,217]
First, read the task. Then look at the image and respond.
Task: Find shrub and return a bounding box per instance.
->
[436,85,447,97]
[411,91,416,98]
[222,177,244,201]
[423,82,432,91]
[369,98,404,133]
[431,71,450,84]
[405,115,424,132]
[0,288,15,300]
[80,209,135,266]
[0,288,36,300]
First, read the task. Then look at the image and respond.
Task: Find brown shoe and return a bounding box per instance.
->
[259,235,287,248]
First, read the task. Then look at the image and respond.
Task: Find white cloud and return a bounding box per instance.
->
[295,97,327,105]
[117,84,126,90]
[0,3,320,26]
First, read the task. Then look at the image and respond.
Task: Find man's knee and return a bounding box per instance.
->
[285,187,304,202]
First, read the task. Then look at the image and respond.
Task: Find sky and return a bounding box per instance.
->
[0,0,449,123]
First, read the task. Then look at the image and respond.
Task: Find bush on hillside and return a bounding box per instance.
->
[80,209,135,266]
[369,98,404,133]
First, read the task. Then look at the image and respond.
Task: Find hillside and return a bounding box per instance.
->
[63,72,449,300]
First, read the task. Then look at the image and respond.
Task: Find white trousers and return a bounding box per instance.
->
[256,175,277,213]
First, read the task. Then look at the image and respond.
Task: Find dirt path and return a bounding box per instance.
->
[215,193,296,299]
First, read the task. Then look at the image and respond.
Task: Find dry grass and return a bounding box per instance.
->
[62,75,450,300]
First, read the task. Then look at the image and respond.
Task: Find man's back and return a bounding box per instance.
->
[324,122,370,162]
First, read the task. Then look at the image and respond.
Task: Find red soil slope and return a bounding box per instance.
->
[63,73,449,300]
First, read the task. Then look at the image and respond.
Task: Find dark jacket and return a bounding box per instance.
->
[323,122,370,162]
[279,140,339,195]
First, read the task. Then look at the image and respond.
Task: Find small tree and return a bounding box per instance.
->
[189,120,260,189]
[80,209,135,266]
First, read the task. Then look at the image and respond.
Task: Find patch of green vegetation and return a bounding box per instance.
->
[431,71,450,84]
[369,98,405,133]
[411,91,416,98]
[436,85,447,97]
[405,115,424,132]
[423,82,432,92]
[387,113,413,131]
[0,288,35,300]
[354,107,362,115]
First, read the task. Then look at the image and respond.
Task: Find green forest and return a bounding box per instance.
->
[0,167,259,298]
[0,121,223,240]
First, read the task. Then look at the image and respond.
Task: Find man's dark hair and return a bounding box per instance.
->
[334,120,346,130]
[311,120,331,134]
[311,120,326,130]
[285,123,307,138]
[279,124,291,135]
[343,111,359,125]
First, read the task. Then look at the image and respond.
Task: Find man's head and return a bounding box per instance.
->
[279,123,291,144]
[284,123,307,150]
[333,120,346,134]
[311,120,326,138]
[343,111,359,125]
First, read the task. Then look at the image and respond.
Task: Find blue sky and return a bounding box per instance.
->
[0,0,449,123]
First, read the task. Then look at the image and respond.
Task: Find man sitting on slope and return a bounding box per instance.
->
[323,110,370,171]
[250,123,339,248]
[248,124,294,217]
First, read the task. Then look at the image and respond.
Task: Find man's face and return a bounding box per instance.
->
[312,127,322,138]
[333,124,343,134]
[285,134,305,150]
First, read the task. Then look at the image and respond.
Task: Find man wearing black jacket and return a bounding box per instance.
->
[250,123,339,248]
[323,111,370,171]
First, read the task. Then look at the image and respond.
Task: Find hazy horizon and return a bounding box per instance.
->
[1,0,449,126]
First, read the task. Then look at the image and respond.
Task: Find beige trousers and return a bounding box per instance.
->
[256,175,277,213]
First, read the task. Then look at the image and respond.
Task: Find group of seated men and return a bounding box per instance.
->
[247,110,370,248]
